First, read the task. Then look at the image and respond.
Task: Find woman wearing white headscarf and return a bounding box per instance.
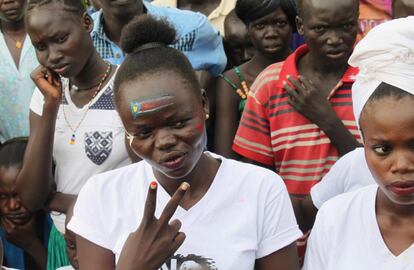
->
[303,16,414,270]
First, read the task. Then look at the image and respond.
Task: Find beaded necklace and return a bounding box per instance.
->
[218,67,250,112]
[62,62,112,145]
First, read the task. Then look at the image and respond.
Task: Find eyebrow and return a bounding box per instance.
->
[130,94,175,119]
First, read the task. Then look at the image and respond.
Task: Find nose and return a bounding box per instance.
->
[48,45,64,65]
[7,196,21,211]
[264,25,279,39]
[326,31,343,46]
[154,129,177,150]
[390,151,414,175]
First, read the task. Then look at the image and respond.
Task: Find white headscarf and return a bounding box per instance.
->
[349,16,414,124]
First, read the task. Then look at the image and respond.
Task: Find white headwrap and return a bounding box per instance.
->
[349,16,414,124]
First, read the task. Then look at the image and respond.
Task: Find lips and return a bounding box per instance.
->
[51,64,69,75]
[5,212,31,225]
[388,180,414,196]
[325,50,348,59]
[160,152,187,170]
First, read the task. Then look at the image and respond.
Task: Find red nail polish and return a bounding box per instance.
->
[150,181,157,189]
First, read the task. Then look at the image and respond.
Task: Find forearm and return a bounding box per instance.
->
[17,104,59,211]
[47,193,77,213]
[318,115,361,156]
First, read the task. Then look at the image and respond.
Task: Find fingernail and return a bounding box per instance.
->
[180,182,190,191]
[150,181,157,190]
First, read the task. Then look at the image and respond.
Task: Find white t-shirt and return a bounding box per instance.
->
[310,147,375,209]
[303,185,414,270]
[30,69,132,232]
[68,153,302,269]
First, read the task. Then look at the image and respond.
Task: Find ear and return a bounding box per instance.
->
[201,89,210,120]
[296,16,304,36]
[81,12,94,33]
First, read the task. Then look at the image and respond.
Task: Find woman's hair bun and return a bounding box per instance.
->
[120,14,177,54]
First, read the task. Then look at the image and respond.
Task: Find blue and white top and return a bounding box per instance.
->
[29,67,132,233]
[0,33,38,143]
[90,2,227,76]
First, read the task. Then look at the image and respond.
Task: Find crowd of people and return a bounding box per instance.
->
[0,0,413,269]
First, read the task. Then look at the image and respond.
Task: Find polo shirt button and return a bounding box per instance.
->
[116,53,121,58]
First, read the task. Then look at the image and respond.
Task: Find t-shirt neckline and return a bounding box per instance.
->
[370,186,414,260]
[63,66,118,112]
[145,152,225,222]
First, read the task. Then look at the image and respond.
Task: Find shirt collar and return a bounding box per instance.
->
[277,44,359,88]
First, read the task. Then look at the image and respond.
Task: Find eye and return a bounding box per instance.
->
[342,23,355,31]
[56,34,68,44]
[137,130,152,139]
[172,120,187,129]
[253,23,265,30]
[275,20,288,27]
[35,43,47,51]
[372,145,392,155]
[314,25,326,33]
[0,194,8,200]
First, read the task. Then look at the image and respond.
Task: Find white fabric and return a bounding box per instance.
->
[304,185,414,270]
[0,33,38,143]
[29,68,132,233]
[68,153,302,268]
[349,16,414,123]
[56,266,75,270]
[310,147,375,209]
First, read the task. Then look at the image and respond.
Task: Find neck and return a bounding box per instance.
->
[377,188,414,219]
[70,50,109,89]
[102,5,143,45]
[0,19,25,33]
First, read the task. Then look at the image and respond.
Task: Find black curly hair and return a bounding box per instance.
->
[114,14,201,104]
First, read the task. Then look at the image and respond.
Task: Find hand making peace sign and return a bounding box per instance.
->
[116,181,190,270]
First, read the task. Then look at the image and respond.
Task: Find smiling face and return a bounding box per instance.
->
[25,3,94,77]
[0,166,31,226]
[0,0,27,22]
[361,96,414,206]
[248,7,292,58]
[297,0,358,68]
[116,71,209,180]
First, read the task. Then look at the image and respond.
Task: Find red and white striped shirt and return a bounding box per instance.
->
[233,45,361,195]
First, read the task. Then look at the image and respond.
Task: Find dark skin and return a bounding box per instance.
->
[99,0,143,45]
[361,97,414,256]
[241,0,360,231]
[77,71,300,269]
[0,0,27,68]
[223,12,255,67]
[215,7,293,159]
[16,3,124,212]
[177,0,221,17]
[392,0,414,18]
[0,165,47,270]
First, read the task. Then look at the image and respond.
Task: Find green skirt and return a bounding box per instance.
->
[47,224,70,270]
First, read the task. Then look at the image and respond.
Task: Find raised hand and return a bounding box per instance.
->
[283,75,336,127]
[30,65,62,105]
[116,181,189,270]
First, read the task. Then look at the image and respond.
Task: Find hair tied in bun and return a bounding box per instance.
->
[132,42,167,54]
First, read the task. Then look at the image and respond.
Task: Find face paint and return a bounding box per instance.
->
[130,94,175,119]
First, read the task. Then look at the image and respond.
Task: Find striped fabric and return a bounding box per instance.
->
[233,45,361,195]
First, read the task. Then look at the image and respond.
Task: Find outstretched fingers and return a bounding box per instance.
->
[158,182,190,226]
[142,181,158,227]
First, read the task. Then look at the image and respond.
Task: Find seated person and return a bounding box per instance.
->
[0,138,47,270]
